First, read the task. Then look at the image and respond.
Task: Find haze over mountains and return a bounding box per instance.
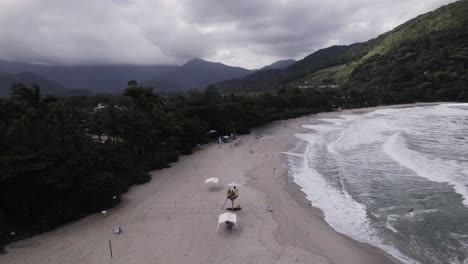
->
[0,61,177,95]
[0,57,301,96]
[1,0,467,101]
[0,58,259,96]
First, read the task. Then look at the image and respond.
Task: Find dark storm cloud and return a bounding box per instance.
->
[0,0,457,68]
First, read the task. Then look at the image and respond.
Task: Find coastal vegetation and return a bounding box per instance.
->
[0,81,332,244]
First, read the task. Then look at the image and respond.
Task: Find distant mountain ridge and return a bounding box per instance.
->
[0,59,252,94]
[0,61,177,94]
[146,58,252,92]
[0,72,69,97]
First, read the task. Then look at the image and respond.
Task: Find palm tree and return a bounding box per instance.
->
[0,99,15,148]
[9,83,58,149]
[103,104,124,143]
[11,83,56,110]
[123,82,163,111]
[88,112,106,143]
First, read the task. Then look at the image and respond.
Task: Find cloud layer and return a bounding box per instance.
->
[0,0,456,68]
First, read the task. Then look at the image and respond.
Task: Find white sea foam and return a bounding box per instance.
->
[383,133,468,207]
[369,108,410,116]
[431,104,468,115]
[280,151,304,158]
[386,214,400,233]
[338,114,360,121]
[290,104,468,264]
[319,117,348,125]
[404,104,468,117]
[292,133,419,264]
[328,118,396,154]
[302,124,340,132]
[369,103,468,118]
[290,140,376,240]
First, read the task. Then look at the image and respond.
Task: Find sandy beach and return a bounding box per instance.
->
[0,108,399,264]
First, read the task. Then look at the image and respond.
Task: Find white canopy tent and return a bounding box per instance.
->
[205,177,220,189]
[216,212,239,232]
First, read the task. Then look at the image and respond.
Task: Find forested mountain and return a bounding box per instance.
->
[216,45,356,92]
[147,58,252,93]
[222,0,468,103]
[0,61,177,94]
[287,0,468,103]
[0,72,68,97]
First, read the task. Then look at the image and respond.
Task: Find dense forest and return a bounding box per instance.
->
[316,0,468,104]
[0,81,337,249]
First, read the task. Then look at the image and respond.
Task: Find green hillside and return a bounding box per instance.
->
[289,0,468,103]
[216,45,355,92]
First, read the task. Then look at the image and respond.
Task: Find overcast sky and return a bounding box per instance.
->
[0,0,457,69]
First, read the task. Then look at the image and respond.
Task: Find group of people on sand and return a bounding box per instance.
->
[217,132,243,148]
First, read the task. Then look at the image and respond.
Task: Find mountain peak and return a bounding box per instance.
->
[148,58,252,92]
[184,58,210,66]
[260,59,296,71]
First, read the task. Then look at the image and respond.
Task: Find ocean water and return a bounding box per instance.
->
[286,103,468,264]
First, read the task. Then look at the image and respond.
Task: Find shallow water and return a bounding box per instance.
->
[286,103,468,264]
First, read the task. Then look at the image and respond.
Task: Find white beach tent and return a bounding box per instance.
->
[216,212,239,232]
[205,177,220,189]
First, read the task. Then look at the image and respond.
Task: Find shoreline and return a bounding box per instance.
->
[246,113,397,264]
[1,104,436,264]
[263,102,442,264]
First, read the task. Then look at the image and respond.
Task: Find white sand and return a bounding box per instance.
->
[1,110,399,264]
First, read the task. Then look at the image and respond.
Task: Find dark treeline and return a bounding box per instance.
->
[0,81,337,247]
